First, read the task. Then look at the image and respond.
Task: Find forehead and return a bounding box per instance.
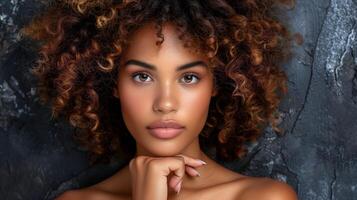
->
[120,22,207,63]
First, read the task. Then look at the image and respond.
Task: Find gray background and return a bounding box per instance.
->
[1,0,356,199]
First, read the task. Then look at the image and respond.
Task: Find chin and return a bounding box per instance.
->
[141,140,186,157]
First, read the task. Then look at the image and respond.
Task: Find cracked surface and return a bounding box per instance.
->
[1,0,357,200]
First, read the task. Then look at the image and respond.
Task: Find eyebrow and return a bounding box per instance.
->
[123,59,208,71]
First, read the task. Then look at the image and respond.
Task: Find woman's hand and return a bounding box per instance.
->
[129,154,207,200]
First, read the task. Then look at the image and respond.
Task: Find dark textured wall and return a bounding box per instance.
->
[1,0,356,200]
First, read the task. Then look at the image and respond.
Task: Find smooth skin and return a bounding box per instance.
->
[56,22,298,200]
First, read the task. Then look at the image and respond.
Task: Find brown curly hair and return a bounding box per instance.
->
[20,0,297,165]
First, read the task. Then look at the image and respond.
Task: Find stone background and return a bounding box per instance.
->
[1,0,356,200]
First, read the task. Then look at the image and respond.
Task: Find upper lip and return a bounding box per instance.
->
[147,120,185,129]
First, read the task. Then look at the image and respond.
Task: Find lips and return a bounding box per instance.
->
[147,120,184,129]
[147,120,185,139]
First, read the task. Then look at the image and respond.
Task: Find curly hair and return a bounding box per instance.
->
[21,0,297,165]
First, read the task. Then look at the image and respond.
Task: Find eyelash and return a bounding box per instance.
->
[131,72,201,84]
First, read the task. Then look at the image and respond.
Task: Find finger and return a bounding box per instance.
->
[185,165,200,177]
[165,157,186,191]
[168,173,182,192]
[129,157,137,174]
[168,166,200,192]
[175,154,207,168]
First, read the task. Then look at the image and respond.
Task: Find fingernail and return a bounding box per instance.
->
[175,180,182,194]
[194,169,201,177]
[197,159,207,165]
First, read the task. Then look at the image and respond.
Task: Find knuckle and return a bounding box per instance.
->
[129,156,143,167]
[147,159,160,170]
[135,155,145,162]
[175,155,185,164]
[129,158,136,171]
[134,156,147,166]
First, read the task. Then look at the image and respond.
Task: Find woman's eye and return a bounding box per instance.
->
[132,72,152,83]
[131,72,200,84]
[181,73,200,84]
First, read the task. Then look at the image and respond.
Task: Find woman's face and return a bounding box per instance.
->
[113,22,216,156]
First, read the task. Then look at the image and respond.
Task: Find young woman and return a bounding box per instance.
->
[21,0,298,199]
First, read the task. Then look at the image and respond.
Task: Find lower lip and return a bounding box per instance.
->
[147,127,184,139]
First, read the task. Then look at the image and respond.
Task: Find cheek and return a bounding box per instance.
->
[117,83,152,134]
[180,85,212,129]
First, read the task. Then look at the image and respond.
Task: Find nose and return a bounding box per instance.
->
[152,82,178,114]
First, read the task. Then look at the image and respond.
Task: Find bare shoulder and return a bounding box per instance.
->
[54,165,131,200]
[54,188,129,200]
[236,177,298,200]
[54,190,80,200]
